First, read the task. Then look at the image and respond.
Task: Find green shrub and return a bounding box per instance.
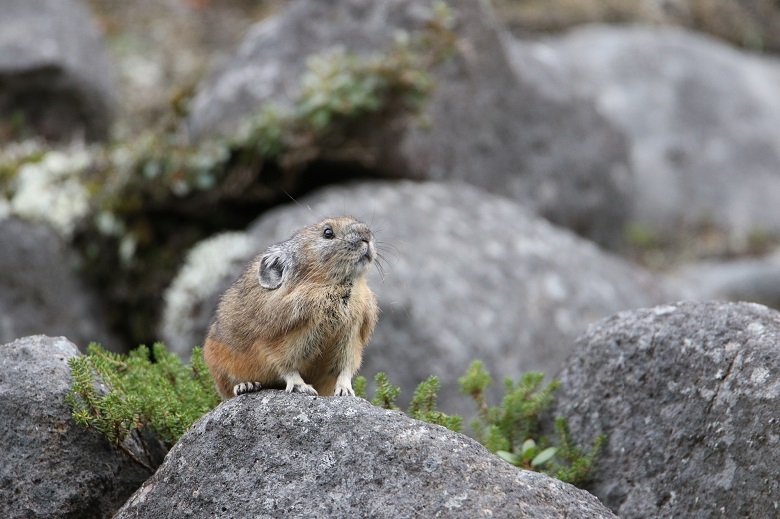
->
[67,346,600,486]
[66,342,220,471]
[458,360,604,486]
[355,373,462,432]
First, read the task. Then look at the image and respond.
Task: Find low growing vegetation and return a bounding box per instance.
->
[458,360,604,485]
[66,342,220,471]
[68,344,602,486]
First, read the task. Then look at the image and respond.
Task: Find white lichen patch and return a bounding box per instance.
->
[161,232,255,355]
[9,148,92,238]
[443,491,469,510]
[319,451,336,470]
[653,304,678,316]
[751,367,771,386]
[747,322,766,336]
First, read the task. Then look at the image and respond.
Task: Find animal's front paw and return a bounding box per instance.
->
[282,371,318,396]
[334,372,355,396]
[333,384,355,397]
[233,381,262,396]
[288,383,318,396]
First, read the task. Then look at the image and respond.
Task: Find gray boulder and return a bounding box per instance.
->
[161,180,679,416]
[671,250,780,310]
[553,300,780,518]
[0,335,152,519]
[0,0,116,141]
[0,217,120,352]
[511,25,780,244]
[115,391,616,518]
[187,0,633,247]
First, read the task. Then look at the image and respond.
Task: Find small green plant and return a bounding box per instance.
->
[459,360,604,486]
[355,373,462,433]
[369,372,402,411]
[67,347,599,486]
[66,342,220,471]
[407,376,463,432]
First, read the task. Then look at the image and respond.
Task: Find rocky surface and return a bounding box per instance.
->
[510,25,780,246]
[115,391,616,518]
[0,217,120,352]
[554,301,780,518]
[187,0,633,247]
[0,335,151,519]
[161,180,680,416]
[0,0,116,141]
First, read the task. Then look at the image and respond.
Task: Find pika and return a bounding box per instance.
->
[204,216,379,399]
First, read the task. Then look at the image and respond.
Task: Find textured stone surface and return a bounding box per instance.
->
[187,0,633,247]
[161,180,679,416]
[115,391,616,518]
[511,25,780,244]
[554,301,780,518]
[0,0,116,141]
[0,217,120,352]
[0,335,151,519]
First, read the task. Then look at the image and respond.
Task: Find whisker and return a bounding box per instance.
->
[376,245,400,266]
[373,257,387,283]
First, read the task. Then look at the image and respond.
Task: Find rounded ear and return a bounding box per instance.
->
[258,249,287,290]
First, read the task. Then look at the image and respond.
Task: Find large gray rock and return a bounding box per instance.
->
[671,249,780,310]
[511,25,780,244]
[115,391,616,518]
[187,0,633,247]
[161,180,679,416]
[0,335,152,519]
[554,301,780,518]
[0,217,120,352]
[0,0,116,141]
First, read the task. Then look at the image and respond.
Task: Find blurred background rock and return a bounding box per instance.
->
[495,0,780,52]
[83,0,780,136]
[1,0,779,358]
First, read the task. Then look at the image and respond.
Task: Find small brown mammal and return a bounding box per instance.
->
[204,216,378,399]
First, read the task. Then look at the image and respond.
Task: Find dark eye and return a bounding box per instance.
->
[323,228,335,239]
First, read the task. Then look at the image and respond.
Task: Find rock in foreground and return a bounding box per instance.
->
[0,335,150,519]
[554,301,780,518]
[116,391,615,518]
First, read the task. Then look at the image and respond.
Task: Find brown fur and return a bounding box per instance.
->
[203,217,379,399]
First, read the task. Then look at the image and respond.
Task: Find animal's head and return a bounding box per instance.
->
[258,217,375,289]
